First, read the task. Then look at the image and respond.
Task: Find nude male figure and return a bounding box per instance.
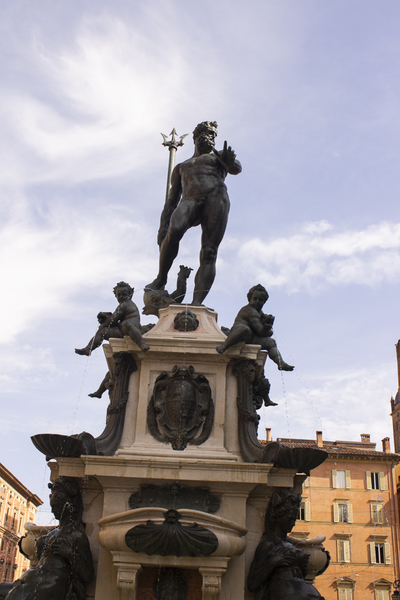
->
[148,121,242,305]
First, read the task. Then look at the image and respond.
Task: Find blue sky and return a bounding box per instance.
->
[1,0,400,522]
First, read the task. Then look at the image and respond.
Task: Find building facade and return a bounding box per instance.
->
[0,463,42,583]
[263,430,400,600]
[390,340,400,454]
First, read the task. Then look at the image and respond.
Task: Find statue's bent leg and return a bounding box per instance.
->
[75,330,104,356]
[216,325,251,354]
[121,321,149,352]
[150,231,181,289]
[75,337,95,356]
[192,193,229,305]
[89,372,110,398]
[150,199,200,290]
[262,338,294,371]
[193,243,218,305]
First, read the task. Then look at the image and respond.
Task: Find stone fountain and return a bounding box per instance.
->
[11,122,329,600]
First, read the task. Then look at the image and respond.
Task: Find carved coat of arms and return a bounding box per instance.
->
[147,365,214,450]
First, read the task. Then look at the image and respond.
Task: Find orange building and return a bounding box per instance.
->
[263,429,400,600]
[0,463,42,583]
[390,341,400,455]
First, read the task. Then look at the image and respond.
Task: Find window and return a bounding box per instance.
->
[338,589,353,600]
[333,470,351,489]
[298,500,311,521]
[371,473,380,489]
[367,471,385,491]
[370,542,391,564]
[337,539,351,563]
[334,501,353,523]
[4,506,10,527]
[337,471,346,488]
[370,502,384,525]
[374,581,392,600]
[375,544,384,564]
[338,503,348,523]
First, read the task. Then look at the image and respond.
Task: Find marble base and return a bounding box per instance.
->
[48,305,301,600]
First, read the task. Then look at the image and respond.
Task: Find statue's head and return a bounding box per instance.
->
[97,311,112,324]
[113,282,134,303]
[265,489,300,534]
[193,121,218,153]
[193,121,218,140]
[49,477,83,523]
[247,284,269,307]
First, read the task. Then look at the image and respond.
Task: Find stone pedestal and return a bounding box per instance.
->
[49,305,301,600]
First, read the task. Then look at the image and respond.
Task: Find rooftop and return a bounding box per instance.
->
[0,462,43,506]
[261,430,400,461]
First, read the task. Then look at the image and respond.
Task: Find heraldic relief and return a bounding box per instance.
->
[147,365,214,451]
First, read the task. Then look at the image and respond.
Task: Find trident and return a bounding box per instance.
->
[161,128,188,203]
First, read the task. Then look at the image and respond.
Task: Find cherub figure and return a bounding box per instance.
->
[75,282,149,355]
[216,284,294,371]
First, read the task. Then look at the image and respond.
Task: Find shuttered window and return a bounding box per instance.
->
[337,539,351,563]
[370,542,390,564]
[370,502,384,525]
[366,471,385,490]
[332,470,351,489]
[338,589,353,600]
[333,502,353,523]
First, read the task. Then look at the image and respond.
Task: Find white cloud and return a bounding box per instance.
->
[0,203,156,342]
[236,221,400,292]
[259,361,394,447]
[0,344,58,393]
[0,12,227,185]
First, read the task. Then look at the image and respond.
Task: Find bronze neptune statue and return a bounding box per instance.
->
[248,489,324,600]
[148,121,242,305]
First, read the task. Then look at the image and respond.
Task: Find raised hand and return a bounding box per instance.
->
[214,141,237,168]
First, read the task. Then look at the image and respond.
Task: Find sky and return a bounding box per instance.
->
[1,0,400,524]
